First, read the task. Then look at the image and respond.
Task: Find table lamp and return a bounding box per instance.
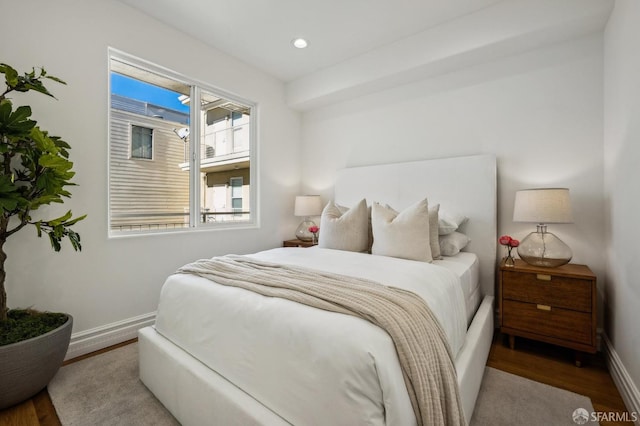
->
[294,195,322,241]
[513,188,573,267]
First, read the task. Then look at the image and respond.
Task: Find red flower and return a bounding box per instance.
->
[498,235,512,246]
[308,225,319,234]
[509,239,520,248]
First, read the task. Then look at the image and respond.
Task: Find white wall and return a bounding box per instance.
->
[603,0,640,409]
[0,0,301,334]
[301,34,605,310]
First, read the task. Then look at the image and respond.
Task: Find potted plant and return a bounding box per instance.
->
[0,63,85,409]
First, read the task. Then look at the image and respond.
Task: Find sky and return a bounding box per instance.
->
[110,72,190,114]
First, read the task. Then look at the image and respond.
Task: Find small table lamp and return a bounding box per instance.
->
[294,195,322,241]
[513,188,573,267]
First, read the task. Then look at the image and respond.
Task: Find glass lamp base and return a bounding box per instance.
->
[295,219,316,242]
[517,229,572,268]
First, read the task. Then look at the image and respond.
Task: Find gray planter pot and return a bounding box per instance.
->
[0,314,73,410]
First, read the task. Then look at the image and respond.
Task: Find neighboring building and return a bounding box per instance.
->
[109,94,250,231]
[181,103,251,223]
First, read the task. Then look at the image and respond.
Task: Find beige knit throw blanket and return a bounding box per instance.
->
[176,255,465,426]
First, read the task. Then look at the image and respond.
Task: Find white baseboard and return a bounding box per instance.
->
[603,333,640,425]
[65,312,156,361]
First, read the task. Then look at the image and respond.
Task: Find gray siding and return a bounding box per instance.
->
[109,110,190,230]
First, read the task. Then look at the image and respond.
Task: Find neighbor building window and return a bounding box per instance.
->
[108,49,257,234]
[230,177,243,215]
[131,125,153,159]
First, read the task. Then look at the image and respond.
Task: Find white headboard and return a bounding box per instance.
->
[335,154,497,298]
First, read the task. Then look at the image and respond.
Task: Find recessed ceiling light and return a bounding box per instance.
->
[292,38,308,49]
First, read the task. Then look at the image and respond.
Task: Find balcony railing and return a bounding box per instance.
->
[110,211,250,231]
[183,122,250,163]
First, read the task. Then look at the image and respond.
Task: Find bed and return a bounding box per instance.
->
[139,154,497,425]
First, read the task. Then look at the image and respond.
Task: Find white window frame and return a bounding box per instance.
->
[108,48,259,236]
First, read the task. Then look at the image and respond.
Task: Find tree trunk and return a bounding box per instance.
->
[0,238,7,321]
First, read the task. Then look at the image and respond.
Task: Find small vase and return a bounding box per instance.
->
[504,255,515,267]
[312,234,318,245]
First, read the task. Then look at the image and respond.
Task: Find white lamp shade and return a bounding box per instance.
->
[294,195,322,217]
[513,188,573,224]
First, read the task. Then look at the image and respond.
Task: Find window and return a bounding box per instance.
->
[131,125,153,159]
[108,49,257,234]
[230,177,243,216]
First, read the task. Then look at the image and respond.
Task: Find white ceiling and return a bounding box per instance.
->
[117,0,504,82]
[117,0,614,110]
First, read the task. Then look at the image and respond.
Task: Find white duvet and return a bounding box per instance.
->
[154,247,466,426]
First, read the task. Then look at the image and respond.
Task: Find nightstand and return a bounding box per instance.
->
[498,259,597,366]
[283,239,316,248]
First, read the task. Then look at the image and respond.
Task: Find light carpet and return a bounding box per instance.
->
[49,343,597,425]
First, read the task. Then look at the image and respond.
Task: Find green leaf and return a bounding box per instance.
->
[45,75,67,85]
[39,154,72,171]
[49,210,73,226]
[21,82,54,98]
[0,100,13,126]
[0,63,19,87]
[0,101,36,136]
[0,175,23,212]
[0,197,19,212]
[51,137,71,158]
[29,195,63,209]
[1,65,65,100]
[35,171,61,194]
[68,230,81,251]
[34,211,85,252]
[63,214,87,227]
[30,127,58,153]
[47,232,61,251]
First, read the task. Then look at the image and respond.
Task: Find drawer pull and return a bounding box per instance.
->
[536,274,551,281]
[536,304,552,311]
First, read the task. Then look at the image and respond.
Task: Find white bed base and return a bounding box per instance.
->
[139,154,497,425]
[139,296,493,425]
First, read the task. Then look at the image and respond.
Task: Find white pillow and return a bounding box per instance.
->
[382,203,440,260]
[318,199,369,252]
[438,211,469,235]
[439,231,471,256]
[371,199,432,262]
[335,203,373,253]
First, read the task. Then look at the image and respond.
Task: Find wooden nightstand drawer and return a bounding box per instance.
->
[498,260,597,361]
[503,300,593,346]
[502,270,592,312]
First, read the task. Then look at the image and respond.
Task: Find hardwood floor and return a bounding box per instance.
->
[488,333,633,425]
[0,390,59,426]
[0,333,633,425]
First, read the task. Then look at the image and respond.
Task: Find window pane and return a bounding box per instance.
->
[231,178,242,198]
[200,91,251,224]
[109,60,191,232]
